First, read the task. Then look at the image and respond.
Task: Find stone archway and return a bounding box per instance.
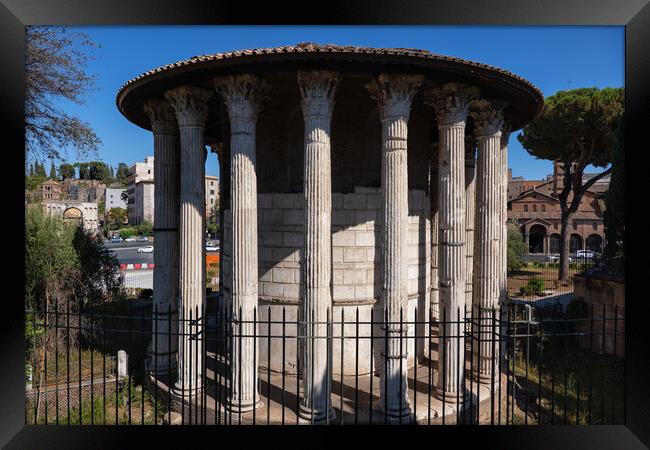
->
[586,234,603,253]
[63,207,83,226]
[549,233,561,254]
[528,224,547,254]
[570,234,583,254]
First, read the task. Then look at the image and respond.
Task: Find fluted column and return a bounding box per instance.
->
[143,99,180,377]
[465,137,477,316]
[368,73,422,422]
[500,124,511,308]
[215,74,269,413]
[425,83,479,400]
[165,86,211,406]
[430,151,440,321]
[297,70,339,423]
[470,99,506,382]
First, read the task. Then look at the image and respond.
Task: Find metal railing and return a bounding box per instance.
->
[24,297,624,426]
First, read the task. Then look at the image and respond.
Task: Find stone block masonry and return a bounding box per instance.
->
[223,188,430,307]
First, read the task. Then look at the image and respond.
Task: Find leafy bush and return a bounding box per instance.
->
[519,276,545,296]
[507,223,527,272]
[118,227,138,238]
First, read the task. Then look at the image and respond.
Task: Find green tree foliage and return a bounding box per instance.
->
[507,223,527,272]
[107,207,127,229]
[25,26,101,161]
[58,163,76,180]
[603,117,624,278]
[25,174,48,192]
[116,163,130,187]
[136,220,153,237]
[49,161,57,179]
[518,87,623,281]
[35,161,47,177]
[25,208,123,312]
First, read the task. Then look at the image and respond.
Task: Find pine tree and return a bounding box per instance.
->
[49,161,57,179]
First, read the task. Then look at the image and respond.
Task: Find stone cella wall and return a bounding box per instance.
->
[221,187,431,375]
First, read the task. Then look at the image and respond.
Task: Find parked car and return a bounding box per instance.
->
[576,250,599,259]
[124,236,136,242]
[110,236,123,243]
[136,236,149,242]
[206,243,219,252]
[137,245,154,253]
[546,254,572,263]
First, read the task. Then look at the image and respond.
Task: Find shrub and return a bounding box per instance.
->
[520,276,545,296]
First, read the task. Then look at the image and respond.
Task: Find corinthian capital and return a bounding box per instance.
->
[470,99,507,138]
[366,73,423,121]
[424,82,479,127]
[297,70,340,118]
[214,74,270,124]
[143,98,178,135]
[164,86,212,128]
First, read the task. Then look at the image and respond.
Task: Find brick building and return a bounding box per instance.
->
[507,161,608,255]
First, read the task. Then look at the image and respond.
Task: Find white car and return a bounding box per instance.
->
[576,250,599,259]
[546,254,572,263]
[124,237,136,242]
[206,244,219,252]
[137,245,154,253]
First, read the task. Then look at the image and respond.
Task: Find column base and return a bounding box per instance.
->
[434,386,464,403]
[298,405,336,425]
[171,381,204,398]
[225,397,263,414]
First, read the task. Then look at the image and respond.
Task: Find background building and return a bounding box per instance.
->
[507,161,609,255]
[42,200,99,233]
[105,188,127,212]
[127,156,154,224]
[133,180,155,225]
[205,175,219,218]
[41,179,62,201]
[61,179,106,202]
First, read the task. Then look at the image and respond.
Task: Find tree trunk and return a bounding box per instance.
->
[559,211,571,281]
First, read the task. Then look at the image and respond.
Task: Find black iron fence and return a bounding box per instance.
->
[24,299,624,426]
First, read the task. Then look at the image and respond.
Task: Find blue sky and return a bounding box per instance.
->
[52,26,624,179]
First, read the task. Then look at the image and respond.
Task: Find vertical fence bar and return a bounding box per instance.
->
[253,307,257,425]
[141,308,145,425]
[413,307,418,424]
[167,303,172,426]
[311,305,315,425]
[354,307,359,425]
[459,307,464,425]
[600,303,606,424]
[267,306,271,425]
[33,306,38,425]
[524,310,529,425]
[383,307,387,425]
[473,306,478,425]
[327,307,332,425]
[55,299,59,425]
[538,317,543,425]
[612,304,618,423]
[427,304,432,426]
[491,308,496,426]
[189,307,193,425]
[44,302,48,425]
[103,302,107,425]
[340,308,344,426]
[78,307,82,425]
[281,307,285,426]
[588,304,594,424]
[128,301,132,425]
[153,304,158,426]
[91,311,95,425]
[296,309,301,426]
[442,306,446,426]
[369,306,373,425]
[563,318,568,425]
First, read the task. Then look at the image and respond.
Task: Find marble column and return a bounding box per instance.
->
[165,86,212,405]
[297,70,340,423]
[214,74,269,413]
[425,82,479,400]
[367,73,422,422]
[465,136,477,317]
[430,150,440,321]
[143,99,180,377]
[500,123,511,309]
[470,99,506,382]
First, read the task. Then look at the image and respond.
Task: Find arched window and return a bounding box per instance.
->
[541,204,546,212]
[524,204,528,212]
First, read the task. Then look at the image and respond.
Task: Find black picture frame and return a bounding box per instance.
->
[1,1,647,448]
